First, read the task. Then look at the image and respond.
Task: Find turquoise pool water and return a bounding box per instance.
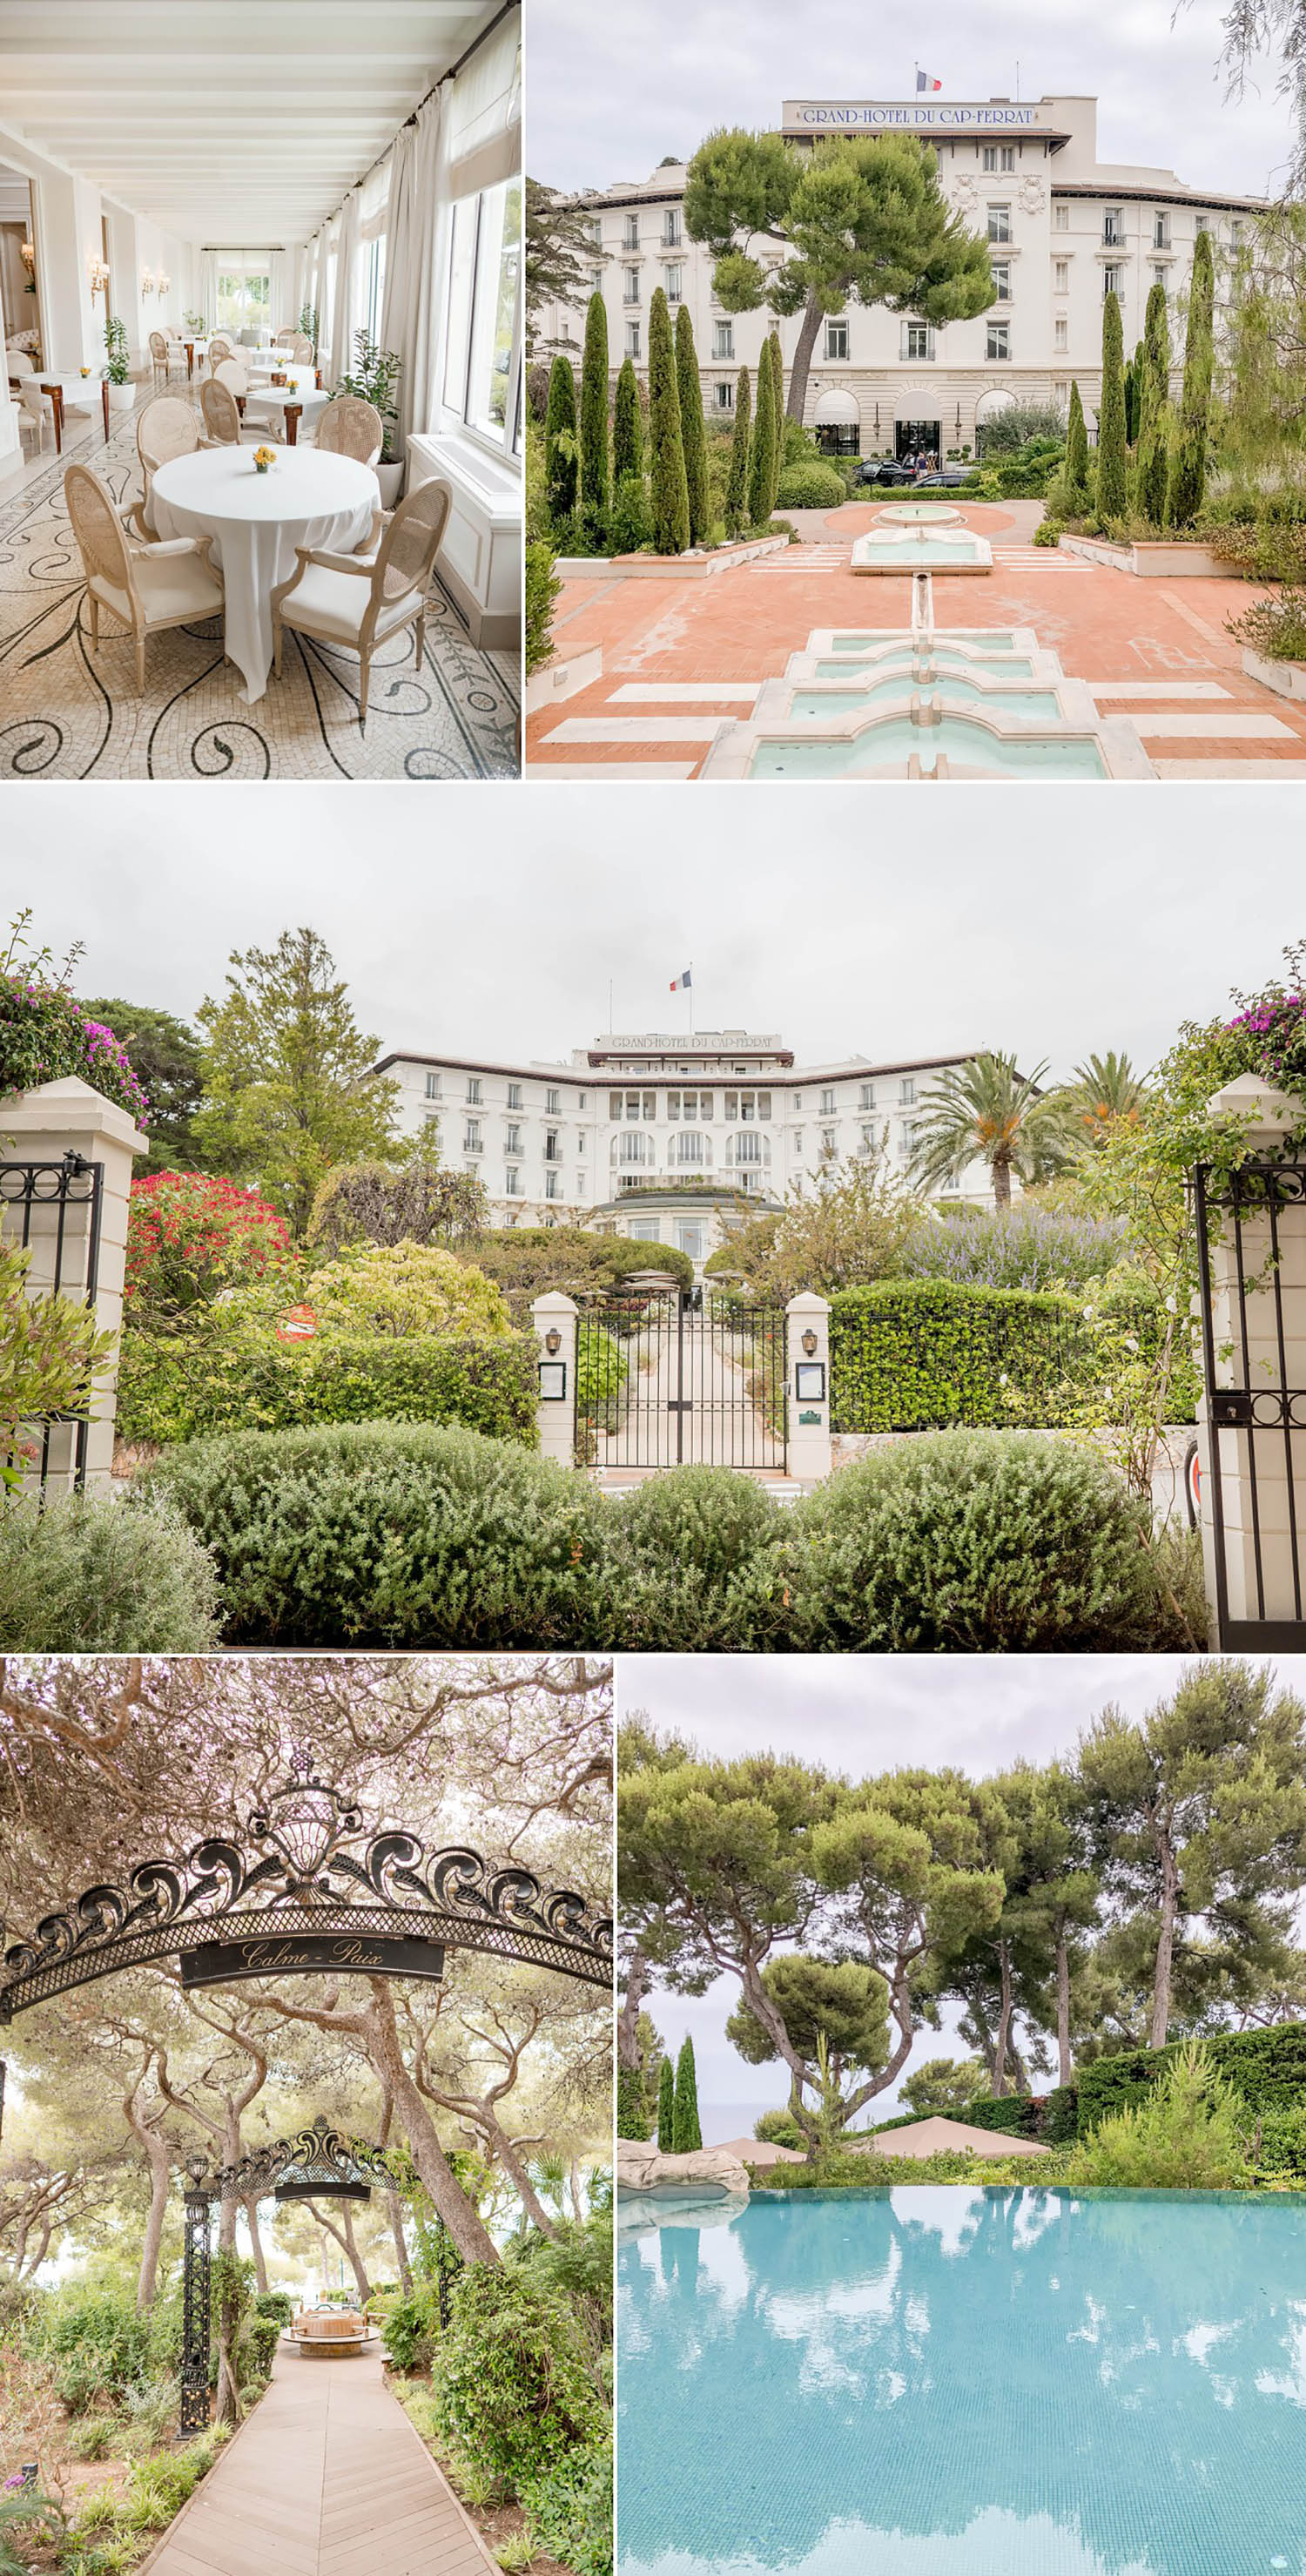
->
[813,652,1036,680]
[788,683,1061,720]
[828,631,1020,655]
[616,2188,1306,2576]
[748,723,1107,779]
[852,537,989,567]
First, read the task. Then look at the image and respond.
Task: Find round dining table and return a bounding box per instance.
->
[147,443,380,703]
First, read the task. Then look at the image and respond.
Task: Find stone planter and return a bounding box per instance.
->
[524,642,603,715]
[555,532,789,581]
[107,380,136,414]
[376,459,404,509]
[1242,643,1306,702]
[1060,533,1229,578]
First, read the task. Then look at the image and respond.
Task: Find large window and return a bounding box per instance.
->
[215,266,271,333]
[445,175,522,457]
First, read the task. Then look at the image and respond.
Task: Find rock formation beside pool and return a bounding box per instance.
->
[617,2140,753,2196]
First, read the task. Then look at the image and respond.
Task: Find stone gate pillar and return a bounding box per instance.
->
[1196,1074,1306,1644]
[785,1291,832,1484]
[0,1076,147,1494]
[531,1291,578,1467]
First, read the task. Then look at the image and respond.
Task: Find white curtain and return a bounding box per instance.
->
[380,89,448,448]
[269,248,289,334]
[329,192,359,384]
[446,7,521,199]
[197,248,218,328]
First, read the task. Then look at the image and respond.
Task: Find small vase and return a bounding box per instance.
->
[254,459,271,474]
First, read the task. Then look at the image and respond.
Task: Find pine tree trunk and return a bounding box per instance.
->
[1150,1838,1180,2048]
[1056,1929,1074,2087]
[363,1981,499,2266]
[993,1942,1014,2097]
[133,2128,172,2313]
[244,2195,269,2296]
[785,291,824,424]
[387,2188,414,2294]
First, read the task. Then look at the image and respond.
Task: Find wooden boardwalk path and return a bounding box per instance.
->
[145,2344,496,2576]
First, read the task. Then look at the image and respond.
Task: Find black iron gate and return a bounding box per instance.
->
[575,1287,786,1470]
[0,1154,104,1493]
[1194,1156,1306,1648]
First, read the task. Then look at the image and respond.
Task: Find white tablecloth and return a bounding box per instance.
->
[148,445,380,702]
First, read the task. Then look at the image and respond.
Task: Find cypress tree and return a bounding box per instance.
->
[1135,280,1173,527]
[612,353,643,483]
[749,334,777,528]
[675,302,710,546]
[616,2065,649,2141]
[672,2035,702,2155]
[579,291,610,540]
[647,287,690,554]
[767,329,784,511]
[1096,291,1128,523]
[1167,229,1215,526]
[543,354,578,528]
[724,364,751,536]
[656,2053,675,2151]
[1066,379,1089,496]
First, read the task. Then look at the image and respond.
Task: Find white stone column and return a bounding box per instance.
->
[785,1291,832,1483]
[530,1291,578,1467]
[0,1076,147,1494]
[1197,1074,1306,1638]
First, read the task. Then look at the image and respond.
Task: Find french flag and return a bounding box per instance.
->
[670,968,692,992]
[917,69,943,91]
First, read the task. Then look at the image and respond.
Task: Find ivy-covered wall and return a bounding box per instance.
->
[829,1278,1197,1435]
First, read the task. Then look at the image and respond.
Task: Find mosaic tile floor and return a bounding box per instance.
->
[0,386,519,780]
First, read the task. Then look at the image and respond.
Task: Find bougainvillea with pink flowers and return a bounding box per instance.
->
[125,1170,293,1320]
[1223,988,1306,1098]
[0,971,150,1127]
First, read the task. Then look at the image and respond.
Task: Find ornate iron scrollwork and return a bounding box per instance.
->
[0,1753,612,2020]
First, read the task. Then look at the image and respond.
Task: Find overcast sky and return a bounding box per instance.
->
[617,1653,1306,2130]
[527,0,1295,196]
[10,782,1301,1086]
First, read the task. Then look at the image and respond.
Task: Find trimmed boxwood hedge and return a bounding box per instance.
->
[117,1329,538,1449]
[138,1421,607,1647]
[830,1278,1197,1435]
[129,1429,1194,1653]
[1073,2024,1306,2137]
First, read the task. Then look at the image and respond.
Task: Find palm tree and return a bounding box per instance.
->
[1070,1049,1146,1146]
[908,1052,1073,1209]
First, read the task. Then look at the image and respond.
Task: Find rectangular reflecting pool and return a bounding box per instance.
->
[616,2188,1306,2576]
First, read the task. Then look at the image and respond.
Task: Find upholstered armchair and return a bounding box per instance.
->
[207,334,236,368]
[64,462,225,694]
[286,333,314,366]
[122,394,210,536]
[314,395,383,469]
[148,329,185,388]
[270,478,451,725]
[199,376,262,445]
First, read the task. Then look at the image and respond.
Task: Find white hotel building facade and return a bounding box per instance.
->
[539,95,1262,460]
[375,1028,993,1265]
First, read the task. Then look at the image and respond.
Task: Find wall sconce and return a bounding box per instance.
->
[141,268,156,296]
[800,1328,818,1357]
[543,1328,562,1356]
[158,272,170,297]
[89,257,111,299]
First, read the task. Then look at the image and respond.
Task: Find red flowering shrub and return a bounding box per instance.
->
[125,1171,292,1321]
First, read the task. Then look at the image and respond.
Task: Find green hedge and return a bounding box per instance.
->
[1041,2085,1080,2144]
[140,1420,606,1647]
[829,1278,1197,1433]
[775,461,847,509]
[953,2097,1041,2138]
[118,1328,538,1449]
[1074,2025,1306,2136]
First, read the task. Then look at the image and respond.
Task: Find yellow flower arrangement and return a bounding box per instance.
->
[252,445,278,473]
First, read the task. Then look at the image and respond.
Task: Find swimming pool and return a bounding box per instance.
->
[616,2187,1306,2576]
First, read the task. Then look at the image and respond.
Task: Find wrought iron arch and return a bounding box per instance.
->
[0,1750,612,2022]
[179,2115,452,2436]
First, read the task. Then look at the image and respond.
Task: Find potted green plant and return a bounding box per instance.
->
[339,327,404,504]
[104,314,134,413]
[298,302,319,359]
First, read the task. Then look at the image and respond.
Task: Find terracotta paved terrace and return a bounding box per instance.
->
[526,498,1304,780]
[145,2345,495,2576]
